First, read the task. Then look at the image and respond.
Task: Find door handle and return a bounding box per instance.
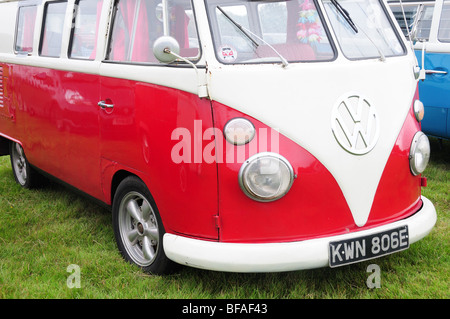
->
[425,69,447,75]
[98,100,114,109]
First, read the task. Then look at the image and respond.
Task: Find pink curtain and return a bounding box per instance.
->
[21,6,37,52]
[170,5,190,49]
[89,0,103,59]
[131,2,149,61]
[111,0,149,62]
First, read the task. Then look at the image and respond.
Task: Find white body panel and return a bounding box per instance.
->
[207,55,417,226]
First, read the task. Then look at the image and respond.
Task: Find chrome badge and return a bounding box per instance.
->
[331,93,380,155]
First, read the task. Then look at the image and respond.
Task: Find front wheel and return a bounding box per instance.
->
[112,176,177,275]
[10,142,38,189]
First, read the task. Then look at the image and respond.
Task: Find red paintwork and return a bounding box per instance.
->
[212,99,422,243]
[366,105,422,228]
[0,62,423,244]
[99,76,218,240]
[6,64,103,200]
[0,63,218,240]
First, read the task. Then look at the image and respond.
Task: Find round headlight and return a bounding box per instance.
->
[239,152,294,202]
[413,100,425,122]
[409,131,430,176]
[224,118,255,145]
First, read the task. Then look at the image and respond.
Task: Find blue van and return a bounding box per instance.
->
[390,0,450,140]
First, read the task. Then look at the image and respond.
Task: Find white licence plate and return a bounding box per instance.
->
[329,225,409,267]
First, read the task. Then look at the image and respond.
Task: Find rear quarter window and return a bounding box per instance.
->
[40,1,68,57]
[69,0,103,60]
[15,5,38,54]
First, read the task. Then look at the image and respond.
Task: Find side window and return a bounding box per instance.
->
[70,0,103,59]
[389,3,435,41]
[40,1,68,57]
[415,4,435,41]
[15,5,38,53]
[438,1,450,42]
[107,0,200,63]
[390,4,420,37]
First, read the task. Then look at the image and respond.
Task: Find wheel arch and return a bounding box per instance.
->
[0,135,11,156]
[110,170,139,205]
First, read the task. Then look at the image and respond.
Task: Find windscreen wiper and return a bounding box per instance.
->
[216,5,289,68]
[330,0,358,33]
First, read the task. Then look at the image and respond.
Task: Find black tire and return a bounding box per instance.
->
[9,141,38,189]
[112,176,177,275]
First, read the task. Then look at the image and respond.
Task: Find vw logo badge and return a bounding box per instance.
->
[331,93,380,155]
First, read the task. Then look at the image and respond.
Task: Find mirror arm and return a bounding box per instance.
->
[419,41,427,81]
[164,48,209,99]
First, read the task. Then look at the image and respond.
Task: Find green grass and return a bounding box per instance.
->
[0,138,448,299]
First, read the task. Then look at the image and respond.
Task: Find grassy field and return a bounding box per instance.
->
[0,138,448,300]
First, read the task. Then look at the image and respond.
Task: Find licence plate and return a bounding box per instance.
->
[329,226,409,267]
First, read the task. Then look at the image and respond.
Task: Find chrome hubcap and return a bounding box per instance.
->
[118,192,159,267]
[12,143,27,185]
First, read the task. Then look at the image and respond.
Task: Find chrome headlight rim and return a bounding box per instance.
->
[238,152,294,202]
[409,131,430,176]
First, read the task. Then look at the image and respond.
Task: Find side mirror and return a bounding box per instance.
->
[152,36,209,99]
[153,36,180,63]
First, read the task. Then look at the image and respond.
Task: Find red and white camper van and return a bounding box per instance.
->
[0,0,437,274]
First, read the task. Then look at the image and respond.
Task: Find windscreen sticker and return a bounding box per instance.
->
[218,45,237,63]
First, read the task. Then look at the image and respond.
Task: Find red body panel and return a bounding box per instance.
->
[0,63,218,240]
[99,77,218,239]
[1,63,102,199]
[0,62,422,244]
[366,106,422,228]
[212,101,423,243]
